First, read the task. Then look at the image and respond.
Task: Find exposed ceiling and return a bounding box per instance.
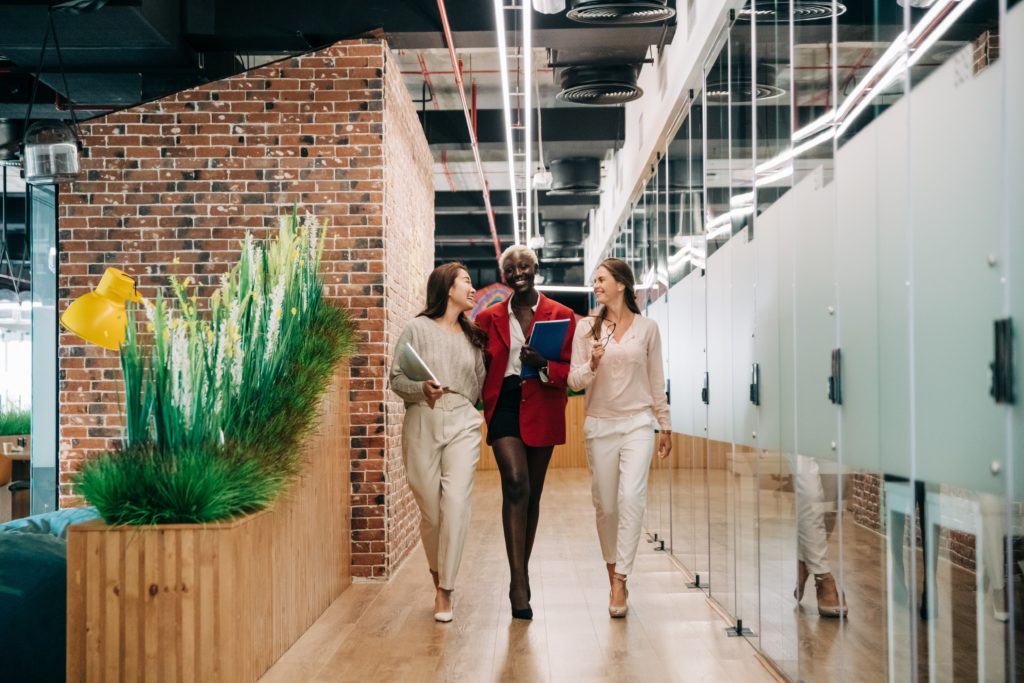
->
[0,0,1004,306]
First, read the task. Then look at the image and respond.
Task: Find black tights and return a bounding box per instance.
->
[492,436,554,610]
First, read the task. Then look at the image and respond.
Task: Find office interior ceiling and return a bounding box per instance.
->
[0,1,997,287]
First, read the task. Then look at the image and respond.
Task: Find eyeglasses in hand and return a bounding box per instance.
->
[587,317,616,348]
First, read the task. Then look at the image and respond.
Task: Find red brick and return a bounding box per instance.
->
[58,39,432,583]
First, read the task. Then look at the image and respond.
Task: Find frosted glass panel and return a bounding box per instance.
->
[668,276,695,435]
[835,125,881,473]
[791,168,837,463]
[730,231,756,450]
[706,237,734,445]
[908,45,1006,495]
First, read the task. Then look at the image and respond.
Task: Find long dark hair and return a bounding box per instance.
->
[591,258,642,341]
[418,262,487,352]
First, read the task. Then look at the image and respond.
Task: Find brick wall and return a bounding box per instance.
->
[351,48,435,579]
[380,58,435,577]
[57,39,431,582]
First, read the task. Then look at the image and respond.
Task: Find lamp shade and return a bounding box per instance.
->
[60,268,140,350]
[23,120,81,185]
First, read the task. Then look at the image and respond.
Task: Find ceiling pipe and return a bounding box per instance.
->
[435,0,503,261]
[416,53,440,111]
[439,150,457,192]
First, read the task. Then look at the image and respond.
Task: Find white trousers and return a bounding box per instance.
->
[793,454,831,575]
[583,411,656,576]
[402,397,482,590]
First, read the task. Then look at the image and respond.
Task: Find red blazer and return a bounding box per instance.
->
[476,293,577,447]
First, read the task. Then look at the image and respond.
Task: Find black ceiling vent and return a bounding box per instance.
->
[737,2,847,23]
[705,63,786,103]
[566,0,675,24]
[557,65,643,105]
[548,158,601,195]
[544,221,585,246]
[705,81,785,102]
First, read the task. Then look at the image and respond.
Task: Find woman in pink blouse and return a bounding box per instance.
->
[568,258,672,618]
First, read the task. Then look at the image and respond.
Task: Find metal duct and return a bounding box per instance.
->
[557,65,643,105]
[736,2,847,23]
[548,158,601,195]
[566,0,675,25]
[544,220,585,246]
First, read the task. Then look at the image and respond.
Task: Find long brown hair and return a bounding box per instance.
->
[591,258,642,340]
[418,262,487,352]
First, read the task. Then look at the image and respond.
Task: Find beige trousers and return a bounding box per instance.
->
[402,396,482,590]
[583,410,656,576]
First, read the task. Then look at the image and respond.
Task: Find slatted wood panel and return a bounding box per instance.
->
[477,401,721,472]
[67,365,351,683]
[477,395,588,470]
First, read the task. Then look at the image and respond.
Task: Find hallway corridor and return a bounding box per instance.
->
[259,469,777,682]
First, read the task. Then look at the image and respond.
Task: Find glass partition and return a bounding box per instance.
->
[626,1,1022,680]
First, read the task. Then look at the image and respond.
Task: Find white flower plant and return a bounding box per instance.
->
[121,208,327,455]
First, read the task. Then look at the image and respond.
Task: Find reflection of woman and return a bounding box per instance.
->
[476,245,576,620]
[568,258,671,618]
[389,263,486,623]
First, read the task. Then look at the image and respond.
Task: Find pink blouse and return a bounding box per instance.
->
[568,315,671,431]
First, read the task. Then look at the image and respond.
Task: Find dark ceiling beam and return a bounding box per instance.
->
[392,26,674,51]
[420,108,623,146]
[181,0,675,52]
[436,213,515,234]
[436,190,598,212]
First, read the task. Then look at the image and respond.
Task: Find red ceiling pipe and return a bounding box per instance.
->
[435,0,503,261]
[471,81,477,137]
[417,53,440,111]
[440,149,457,192]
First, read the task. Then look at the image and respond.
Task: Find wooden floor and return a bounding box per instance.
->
[259,469,779,683]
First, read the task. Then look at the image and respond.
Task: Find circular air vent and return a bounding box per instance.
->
[557,65,643,105]
[548,159,601,196]
[543,221,585,246]
[737,2,847,23]
[567,0,675,24]
[705,81,786,103]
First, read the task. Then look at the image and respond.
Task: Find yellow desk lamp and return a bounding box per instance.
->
[60,267,142,350]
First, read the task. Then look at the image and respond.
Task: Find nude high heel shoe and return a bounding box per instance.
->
[609,574,629,618]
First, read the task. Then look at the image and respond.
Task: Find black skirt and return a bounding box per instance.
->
[487,375,522,444]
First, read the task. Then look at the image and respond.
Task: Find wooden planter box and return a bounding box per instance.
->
[67,366,351,682]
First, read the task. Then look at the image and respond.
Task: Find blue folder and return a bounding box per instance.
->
[520,318,570,380]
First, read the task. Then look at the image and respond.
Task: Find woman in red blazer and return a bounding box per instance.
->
[476,245,576,620]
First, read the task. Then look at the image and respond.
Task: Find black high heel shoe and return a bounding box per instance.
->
[511,603,533,620]
[509,584,533,620]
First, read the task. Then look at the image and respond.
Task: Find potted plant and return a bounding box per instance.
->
[66,209,356,682]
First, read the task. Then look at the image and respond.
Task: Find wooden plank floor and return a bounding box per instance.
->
[259,469,778,683]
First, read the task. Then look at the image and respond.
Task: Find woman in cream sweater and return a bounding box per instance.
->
[569,258,672,618]
[389,262,486,623]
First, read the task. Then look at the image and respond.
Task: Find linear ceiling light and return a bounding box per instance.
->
[523,0,533,245]
[755,0,974,177]
[493,0,521,244]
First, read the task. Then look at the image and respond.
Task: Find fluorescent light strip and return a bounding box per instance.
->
[755,129,834,175]
[523,0,533,246]
[493,0,520,243]
[755,165,795,187]
[909,0,976,66]
[793,111,835,142]
[760,0,971,176]
[835,0,972,136]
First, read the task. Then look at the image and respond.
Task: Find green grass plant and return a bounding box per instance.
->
[75,209,356,525]
[0,406,31,436]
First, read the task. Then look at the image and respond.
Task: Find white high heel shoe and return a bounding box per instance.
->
[434,590,453,623]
